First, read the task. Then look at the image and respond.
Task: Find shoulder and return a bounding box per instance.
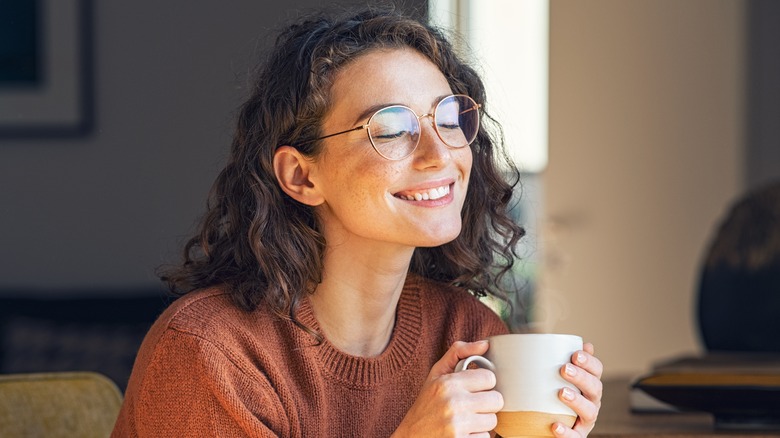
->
[157,287,248,336]
[405,274,508,339]
[119,288,293,436]
[134,287,286,376]
[407,274,496,314]
[127,286,293,396]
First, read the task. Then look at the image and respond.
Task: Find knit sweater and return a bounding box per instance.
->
[112,274,509,437]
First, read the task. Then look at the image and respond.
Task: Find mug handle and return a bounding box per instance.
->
[454,355,496,373]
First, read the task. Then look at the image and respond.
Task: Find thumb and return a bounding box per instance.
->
[429,340,490,378]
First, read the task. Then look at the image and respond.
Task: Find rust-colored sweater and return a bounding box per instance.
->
[112,274,508,437]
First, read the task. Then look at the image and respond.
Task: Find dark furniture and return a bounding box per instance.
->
[594,379,780,438]
[697,180,780,352]
[0,291,171,392]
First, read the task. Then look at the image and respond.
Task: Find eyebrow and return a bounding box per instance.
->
[350,94,451,126]
[352,103,401,126]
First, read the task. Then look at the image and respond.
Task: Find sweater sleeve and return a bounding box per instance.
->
[113,328,290,438]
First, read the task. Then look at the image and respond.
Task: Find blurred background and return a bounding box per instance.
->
[1,0,778,385]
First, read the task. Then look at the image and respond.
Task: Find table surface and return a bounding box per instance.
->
[591,379,780,438]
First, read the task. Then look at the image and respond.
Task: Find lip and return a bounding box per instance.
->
[392,178,456,205]
[394,178,455,194]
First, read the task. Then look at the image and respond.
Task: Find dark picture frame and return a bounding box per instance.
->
[0,0,92,137]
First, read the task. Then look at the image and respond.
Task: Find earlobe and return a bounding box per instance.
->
[273,146,325,206]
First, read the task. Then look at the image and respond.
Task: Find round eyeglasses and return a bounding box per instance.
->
[296,94,481,160]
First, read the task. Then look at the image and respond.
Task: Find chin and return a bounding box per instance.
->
[415,227,462,248]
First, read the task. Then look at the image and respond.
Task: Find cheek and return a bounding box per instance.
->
[322,154,399,207]
[459,147,474,183]
[354,166,402,202]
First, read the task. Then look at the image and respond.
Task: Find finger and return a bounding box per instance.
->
[583,342,595,355]
[571,348,604,380]
[552,421,584,438]
[430,340,489,377]
[469,388,503,413]
[561,362,603,404]
[559,386,599,430]
[450,368,499,394]
[471,413,498,435]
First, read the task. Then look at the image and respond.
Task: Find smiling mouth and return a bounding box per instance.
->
[394,184,451,201]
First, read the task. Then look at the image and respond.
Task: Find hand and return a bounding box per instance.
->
[553,342,604,438]
[393,341,504,438]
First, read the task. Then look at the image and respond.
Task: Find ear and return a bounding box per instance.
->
[273,146,325,206]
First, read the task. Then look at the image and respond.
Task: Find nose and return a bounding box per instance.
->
[413,120,451,168]
[412,114,450,168]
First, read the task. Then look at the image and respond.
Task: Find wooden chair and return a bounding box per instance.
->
[0,372,122,438]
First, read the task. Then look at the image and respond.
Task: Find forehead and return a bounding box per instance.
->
[326,48,454,120]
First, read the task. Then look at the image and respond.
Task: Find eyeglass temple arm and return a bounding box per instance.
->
[459,103,481,116]
[295,124,367,147]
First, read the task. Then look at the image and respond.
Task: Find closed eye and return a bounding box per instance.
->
[373,130,411,141]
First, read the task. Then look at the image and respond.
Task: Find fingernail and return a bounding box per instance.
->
[562,387,576,401]
[555,423,566,435]
[565,363,577,377]
[576,351,587,364]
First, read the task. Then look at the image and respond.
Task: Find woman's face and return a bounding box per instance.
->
[308,48,473,251]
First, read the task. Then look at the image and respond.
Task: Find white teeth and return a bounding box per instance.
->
[399,185,450,201]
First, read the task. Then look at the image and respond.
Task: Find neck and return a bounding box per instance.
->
[309,238,414,357]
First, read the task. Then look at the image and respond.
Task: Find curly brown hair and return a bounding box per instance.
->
[160,6,525,324]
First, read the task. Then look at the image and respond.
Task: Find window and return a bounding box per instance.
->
[430,0,549,330]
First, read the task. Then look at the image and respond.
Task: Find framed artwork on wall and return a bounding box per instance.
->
[0,0,92,137]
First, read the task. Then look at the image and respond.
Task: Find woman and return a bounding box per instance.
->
[112,7,603,438]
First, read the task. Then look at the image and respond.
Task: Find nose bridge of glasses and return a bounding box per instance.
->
[418,112,435,125]
[417,112,443,144]
[416,113,453,156]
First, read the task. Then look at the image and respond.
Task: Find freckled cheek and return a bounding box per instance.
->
[333,165,395,206]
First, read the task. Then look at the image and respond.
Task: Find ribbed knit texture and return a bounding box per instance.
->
[111,274,508,437]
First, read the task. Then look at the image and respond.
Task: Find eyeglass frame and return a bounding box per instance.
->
[293,94,482,161]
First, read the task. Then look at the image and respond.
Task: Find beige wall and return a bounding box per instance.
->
[538,0,745,377]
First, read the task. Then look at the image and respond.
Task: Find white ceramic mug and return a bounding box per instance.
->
[455,333,583,438]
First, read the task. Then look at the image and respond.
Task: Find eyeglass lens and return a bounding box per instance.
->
[368,95,479,160]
